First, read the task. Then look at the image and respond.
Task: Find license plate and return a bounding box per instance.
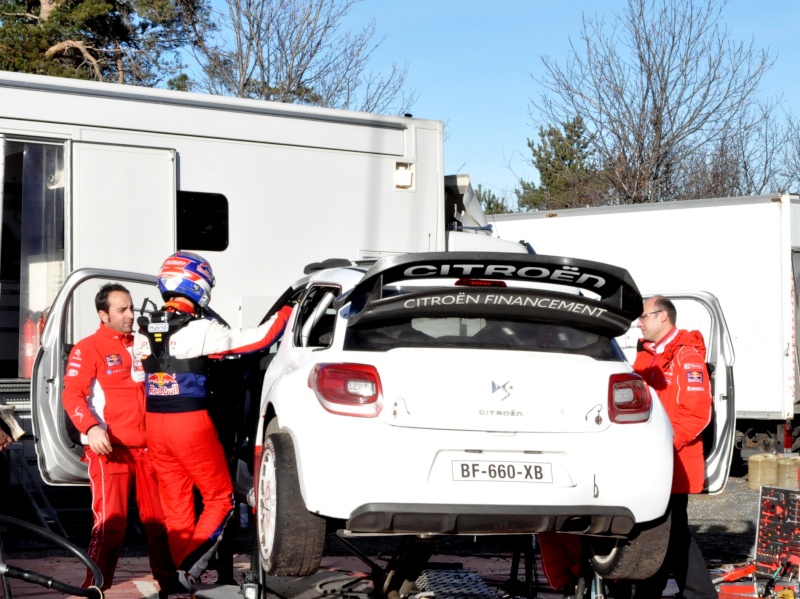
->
[452,460,553,483]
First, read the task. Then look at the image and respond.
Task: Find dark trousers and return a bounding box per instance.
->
[634,494,717,599]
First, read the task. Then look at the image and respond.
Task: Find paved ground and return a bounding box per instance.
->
[0,476,764,598]
[3,548,687,599]
[0,528,697,599]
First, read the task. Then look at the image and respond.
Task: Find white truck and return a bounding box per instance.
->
[0,71,523,487]
[492,194,800,465]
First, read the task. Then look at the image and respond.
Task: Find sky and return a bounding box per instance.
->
[344,1,800,206]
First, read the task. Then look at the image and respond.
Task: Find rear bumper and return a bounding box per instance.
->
[346,503,636,536]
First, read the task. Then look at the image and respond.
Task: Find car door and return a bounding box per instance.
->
[616,291,735,494]
[31,268,157,485]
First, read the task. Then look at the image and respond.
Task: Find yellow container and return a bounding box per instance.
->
[778,455,800,490]
[748,453,779,490]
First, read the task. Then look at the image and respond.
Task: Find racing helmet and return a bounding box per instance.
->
[157,251,215,308]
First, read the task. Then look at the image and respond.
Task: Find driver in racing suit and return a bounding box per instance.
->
[134,251,292,591]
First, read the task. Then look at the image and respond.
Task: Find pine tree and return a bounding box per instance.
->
[476,185,513,215]
[0,0,208,85]
[517,116,609,210]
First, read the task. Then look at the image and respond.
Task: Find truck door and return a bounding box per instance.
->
[1,141,174,380]
[31,268,156,485]
[616,292,735,494]
[72,142,175,272]
[68,142,176,352]
[1,136,66,380]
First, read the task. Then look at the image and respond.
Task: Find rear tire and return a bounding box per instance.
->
[256,432,325,576]
[587,511,671,580]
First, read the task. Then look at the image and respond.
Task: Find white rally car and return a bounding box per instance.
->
[249,251,734,582]
[31,252,735,586]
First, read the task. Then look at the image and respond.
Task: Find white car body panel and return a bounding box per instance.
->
[273,387,673,523]
[262,335,674,524]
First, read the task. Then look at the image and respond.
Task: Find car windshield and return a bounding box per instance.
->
[345,316,624,360]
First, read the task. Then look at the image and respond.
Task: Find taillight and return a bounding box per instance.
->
[608,373,651,423]
[309,363,383,417]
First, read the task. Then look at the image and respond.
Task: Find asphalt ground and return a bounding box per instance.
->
[0,475,767,599]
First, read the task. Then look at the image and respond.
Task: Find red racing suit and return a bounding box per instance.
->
[632,327,712,493]
[632,329,717,598]
[63,323,173,591]
[134,305,291,584]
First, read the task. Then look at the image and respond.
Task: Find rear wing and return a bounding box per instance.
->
[339,252,643,335]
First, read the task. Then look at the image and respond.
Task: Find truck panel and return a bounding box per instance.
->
[492,195,797,424]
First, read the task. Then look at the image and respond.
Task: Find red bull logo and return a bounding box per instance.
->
[105,354,122,367]
[147,372,180,396]
[686,370,704,384]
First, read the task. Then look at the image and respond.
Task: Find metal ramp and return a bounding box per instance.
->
[305,568,501,599]
[416,569,498,598]
[232,568,498,599]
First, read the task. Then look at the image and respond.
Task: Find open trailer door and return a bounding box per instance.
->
[31,268,156,485]
[616,291,735,494]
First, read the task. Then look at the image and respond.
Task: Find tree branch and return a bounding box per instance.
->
[45,40,103,80]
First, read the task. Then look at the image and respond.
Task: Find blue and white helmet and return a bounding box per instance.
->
[157,251,215,308]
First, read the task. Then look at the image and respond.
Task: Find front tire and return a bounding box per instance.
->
[587,511,671,580]
[257,432,325,576]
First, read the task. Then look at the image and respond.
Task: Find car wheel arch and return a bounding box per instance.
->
[264,412,280,437]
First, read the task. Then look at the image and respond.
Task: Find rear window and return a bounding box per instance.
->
[345,317,625,360]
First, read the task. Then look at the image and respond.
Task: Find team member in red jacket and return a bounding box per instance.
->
[63,283,177,596]
[632,295,716,599]
[135,251,292,592]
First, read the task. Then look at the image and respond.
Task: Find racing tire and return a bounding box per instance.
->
[587,511,671,580]
[256,432,326,577]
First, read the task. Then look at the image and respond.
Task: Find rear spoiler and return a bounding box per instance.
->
[338,252,643,322]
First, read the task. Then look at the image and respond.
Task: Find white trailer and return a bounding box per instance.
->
[492,195,799,458]
[0,72,525,489]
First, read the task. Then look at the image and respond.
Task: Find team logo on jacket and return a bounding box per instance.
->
[686,370,704,384]
[70,407,85,423]
[105,354,122,367]
[147,372,180,396]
